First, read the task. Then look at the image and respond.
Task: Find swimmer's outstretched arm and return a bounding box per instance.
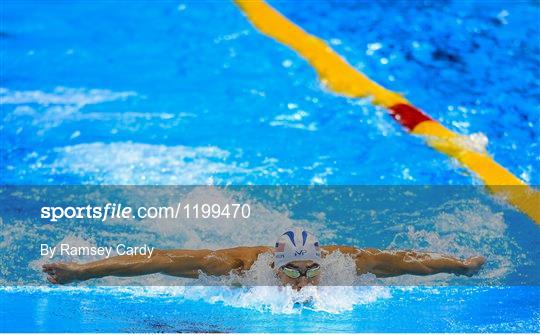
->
[43,246,270,284]
[323,246,485,277]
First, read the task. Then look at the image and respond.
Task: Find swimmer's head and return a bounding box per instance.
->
[274,228,321,290]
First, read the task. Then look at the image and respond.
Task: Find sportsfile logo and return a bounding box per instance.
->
[40,202,251,222]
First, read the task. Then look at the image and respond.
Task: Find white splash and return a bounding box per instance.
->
[0,87,136,106]
[179,285,390,314]
[26,142,255,184]
[269,110,318,131]
[1,87,137,130]
[0,86,136,107]
[452,132,489,153]
[386,199,520,284]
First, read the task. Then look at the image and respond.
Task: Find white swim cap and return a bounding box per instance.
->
[274,228,321,268]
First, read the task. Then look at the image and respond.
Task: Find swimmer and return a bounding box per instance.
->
[43,228,485,290]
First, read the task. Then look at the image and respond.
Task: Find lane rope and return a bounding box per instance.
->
[234,0,540,224]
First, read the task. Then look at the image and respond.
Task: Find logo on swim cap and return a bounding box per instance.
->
[274,228,321,268]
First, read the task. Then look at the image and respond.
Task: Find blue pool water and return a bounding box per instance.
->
[2,287,539,332]
[2,0,539,185]
[1,0,539,332]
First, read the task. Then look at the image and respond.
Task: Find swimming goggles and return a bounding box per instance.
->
[281,265,320,279]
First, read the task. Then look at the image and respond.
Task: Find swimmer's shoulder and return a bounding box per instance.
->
[321,245,375,258]
[321,245,360,255]
[218,246,272,270]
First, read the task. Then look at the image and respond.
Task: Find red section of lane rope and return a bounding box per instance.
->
[389,103,432,131]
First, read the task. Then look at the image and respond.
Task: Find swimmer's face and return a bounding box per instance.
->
[276,260,320,291]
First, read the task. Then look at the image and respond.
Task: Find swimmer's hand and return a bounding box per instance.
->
[43,262,82,284]
[462,256,485,277]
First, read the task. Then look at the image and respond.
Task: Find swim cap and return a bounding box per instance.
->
[274,228,321,268]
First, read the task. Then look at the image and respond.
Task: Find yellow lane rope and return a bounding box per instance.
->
[234,0,539,223]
